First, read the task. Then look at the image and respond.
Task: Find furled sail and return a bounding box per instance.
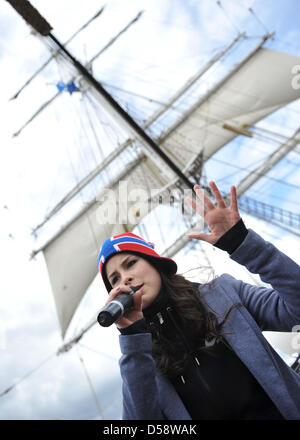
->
[37,46,300,338]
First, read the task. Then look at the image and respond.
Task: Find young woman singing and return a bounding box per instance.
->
[97,181,300,420]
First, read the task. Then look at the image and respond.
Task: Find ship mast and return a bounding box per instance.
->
[6,0,195,191]
[31,33,245,234]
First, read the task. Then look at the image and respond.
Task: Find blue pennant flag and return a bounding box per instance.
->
[56,80,66,93]
[66,81,79,95]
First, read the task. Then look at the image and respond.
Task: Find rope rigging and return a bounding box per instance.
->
[75,346,104,420]
[248,6,270,35]
[0,352,56,398]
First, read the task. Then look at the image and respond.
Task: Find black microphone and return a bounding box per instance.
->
[97,286,140,327]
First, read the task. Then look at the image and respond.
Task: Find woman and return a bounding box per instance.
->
[98,181,300,420]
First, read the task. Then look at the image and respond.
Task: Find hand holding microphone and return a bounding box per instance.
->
[98,285,143,328]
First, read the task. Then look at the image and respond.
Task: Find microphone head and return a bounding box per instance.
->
[97,285,139,327]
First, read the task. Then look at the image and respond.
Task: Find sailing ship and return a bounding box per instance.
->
[2,0,300,418]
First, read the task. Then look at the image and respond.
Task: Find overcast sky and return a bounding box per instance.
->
[0,0,300,420]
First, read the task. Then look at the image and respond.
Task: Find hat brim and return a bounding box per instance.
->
[103,250,177,292]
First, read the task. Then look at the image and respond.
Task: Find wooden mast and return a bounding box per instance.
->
[6,0,195,191]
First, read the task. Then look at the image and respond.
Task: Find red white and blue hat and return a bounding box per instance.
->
[98,232,177,291]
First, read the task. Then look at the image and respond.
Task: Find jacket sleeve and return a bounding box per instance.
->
[118,332,165,420]
[229,228,300,331]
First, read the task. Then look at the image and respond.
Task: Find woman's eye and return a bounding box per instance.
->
[111,260,136,285]
[127,259,136,267]
[111,276,118,285]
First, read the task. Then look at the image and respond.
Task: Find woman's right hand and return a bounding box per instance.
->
[104,286,144,329]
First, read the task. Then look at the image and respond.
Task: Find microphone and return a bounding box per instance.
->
[97,286,140,327]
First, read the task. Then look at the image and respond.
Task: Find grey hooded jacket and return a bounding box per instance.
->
[118,229,300,420]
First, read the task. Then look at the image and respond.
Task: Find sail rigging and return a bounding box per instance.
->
[29,42,300,338]
[9,5,106,101]
[30,33,245,234]
[7,0,300,338]
[12,10,144,137]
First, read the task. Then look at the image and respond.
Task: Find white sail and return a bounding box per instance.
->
[42,158,169,338]
[160,48,300,168]
[39,47,300,338]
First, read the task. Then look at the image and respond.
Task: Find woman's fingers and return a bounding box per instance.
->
[133,290,143,310]
[194,185,215,211]
[230,185,238,212]
[185,195,206,217]
[209,181,227,209]
[188,182,237,213]
[186,182,241,244]
[187,231,214,244]
[115,290,143,329]
[105,286,132,306]
[185,183,223,216]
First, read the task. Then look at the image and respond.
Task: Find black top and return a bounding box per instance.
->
[170,340,284,420]
[118,219,284,419]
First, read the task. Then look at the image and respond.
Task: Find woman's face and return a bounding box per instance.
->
[106,253,162,309]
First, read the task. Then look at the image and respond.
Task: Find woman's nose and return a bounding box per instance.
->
[124,276,133,285]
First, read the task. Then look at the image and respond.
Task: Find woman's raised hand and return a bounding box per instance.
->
[185,181,241,244]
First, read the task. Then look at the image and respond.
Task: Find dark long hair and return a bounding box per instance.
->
[145,271,240,379]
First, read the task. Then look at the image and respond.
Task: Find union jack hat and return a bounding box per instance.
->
[98,232,177,291]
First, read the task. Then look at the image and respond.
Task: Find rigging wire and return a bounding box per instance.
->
[78,343,118,362]
[216,1,242,35]
[42,105,73,217]
[248,6,270,35]
[59,98,100,248]
[79,93,113,199]
[86,90,134,159]
[75,94,106,186]
[0,352,56,398]
[87,92,129,154]
[181,238,215,284]
[136,222,150,242]
[245,187,300,208]
[214,153,276,184]
[207,152,300,191]
[137,150,168,251]
[100,80,168,107]
[75,346,104,420]
[87,90,141,176]
[108,90,159,125]
[76,343,126,417]
[206,154,300,191]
